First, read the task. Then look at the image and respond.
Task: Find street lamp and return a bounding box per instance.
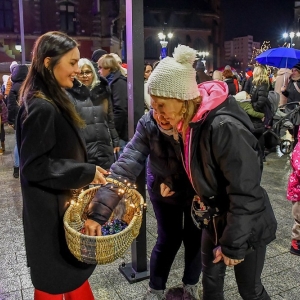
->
[283,31,300,47]
[158,32,173,59]
[197,51,209,67]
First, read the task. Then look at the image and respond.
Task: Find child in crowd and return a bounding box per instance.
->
[287,129,300,255]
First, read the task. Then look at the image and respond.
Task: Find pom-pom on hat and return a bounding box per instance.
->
[147,45,200,101]
[292,63,300,71]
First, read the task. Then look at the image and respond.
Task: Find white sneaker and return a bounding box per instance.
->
[143,288,166,300]
[183,283,200,300]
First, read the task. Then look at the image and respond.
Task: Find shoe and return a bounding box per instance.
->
[143,288,166,300]
[13,167,19,178]
[1,142,4,152]
[0,148,3,155]
[183,284,200,300]
[290,239,300,256]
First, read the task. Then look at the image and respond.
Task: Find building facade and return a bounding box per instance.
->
[0,0,125,65]
[143,0,222,71]
[224,35,260,72]
[0,0,222,73]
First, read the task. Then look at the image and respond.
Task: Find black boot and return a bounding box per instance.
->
[13,167,19,178]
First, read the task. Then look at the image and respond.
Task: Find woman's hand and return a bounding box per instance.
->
[84,219,102,236]
[91,166,108,185]
[212,246,244,266]
[160,183,175,197]
[281,86,286,92]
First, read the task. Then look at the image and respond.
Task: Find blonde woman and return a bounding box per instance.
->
[98,54,128,153]
[212,70,222,81]
[66,58,119,170]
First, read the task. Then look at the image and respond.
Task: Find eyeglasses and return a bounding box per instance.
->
[77,71,93,78]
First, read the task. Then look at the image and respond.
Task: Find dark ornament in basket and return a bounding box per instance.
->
[63,178,144,264]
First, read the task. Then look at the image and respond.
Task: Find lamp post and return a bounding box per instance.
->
[158,32,173,59]
[283,31,300,47]
[197,51,209,67]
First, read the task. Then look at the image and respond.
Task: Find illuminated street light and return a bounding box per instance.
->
[283,31,300,47]
[158,31,173,59]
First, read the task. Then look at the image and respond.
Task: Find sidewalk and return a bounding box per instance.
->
[0,127,300,299]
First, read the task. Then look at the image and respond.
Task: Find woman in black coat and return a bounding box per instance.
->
[16,31,106,299]
[98,54,128,153]
[250,65,271,160]
[67,58,119,170]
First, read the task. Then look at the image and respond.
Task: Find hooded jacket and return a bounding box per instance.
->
[182,81,276,259]
[7,64,29,127]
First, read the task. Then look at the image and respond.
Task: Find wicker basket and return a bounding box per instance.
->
[63,178,144,265]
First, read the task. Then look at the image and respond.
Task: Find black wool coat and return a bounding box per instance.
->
[16,98,96,294]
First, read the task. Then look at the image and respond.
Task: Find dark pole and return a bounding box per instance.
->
[18,0,26,64]
[118,0,150,283]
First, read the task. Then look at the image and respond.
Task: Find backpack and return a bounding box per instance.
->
[267,91,280,115]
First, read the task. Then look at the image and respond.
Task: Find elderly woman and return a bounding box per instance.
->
[66,58,119,170]
[98,54,128,153]
[85,45,277,300]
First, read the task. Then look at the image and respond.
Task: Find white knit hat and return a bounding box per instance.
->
[147,45,200,100]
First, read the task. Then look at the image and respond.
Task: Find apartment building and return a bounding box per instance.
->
[224,35,260,71]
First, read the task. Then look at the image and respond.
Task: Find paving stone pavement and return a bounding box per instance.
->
[0,126,300,300]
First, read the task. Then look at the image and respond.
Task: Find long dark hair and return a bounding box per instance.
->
[19,31,84,127]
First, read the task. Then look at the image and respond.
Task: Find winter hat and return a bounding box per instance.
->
[233,91,248,102]
[224,65,231,70]
[292,63,300,71]
[147,45,200,101]
[91,49,107,63]
[195,60,205,71]
[10,61,18,73]
[246,70,253,78]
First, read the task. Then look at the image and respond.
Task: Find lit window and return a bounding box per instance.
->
[59,2,75,34]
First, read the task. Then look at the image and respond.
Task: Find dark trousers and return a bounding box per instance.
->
[201,229,270,300]
[0,123,5,143]
[148,192,202,290]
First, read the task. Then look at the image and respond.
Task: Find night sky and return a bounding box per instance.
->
[222,0,295,46]
[145,0,296,46]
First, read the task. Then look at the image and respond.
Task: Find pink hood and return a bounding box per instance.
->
[192,80,228,123]
[181,80,228,185]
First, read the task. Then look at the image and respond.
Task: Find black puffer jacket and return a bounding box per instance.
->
[7,64,28,127]
[87,110,194,225]
[250,83,270,113]
[67,79,119,170]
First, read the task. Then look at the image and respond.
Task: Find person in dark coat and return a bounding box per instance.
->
[15,31,107,299]
[250,65,271,160]
[67,58,119,170]
[84,109,202,300]
[281,63,300,145]
[195,60,211,84]
[7,64,29,178]
[98,54,128,153]
[222,69,237,96]
[146,46,276,300]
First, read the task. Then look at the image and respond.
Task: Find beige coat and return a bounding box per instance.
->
[274,68,292,106]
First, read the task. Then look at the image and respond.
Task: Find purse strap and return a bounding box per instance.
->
[293,82,300,94]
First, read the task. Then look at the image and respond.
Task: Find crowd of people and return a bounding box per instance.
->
[1,30,300,300]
